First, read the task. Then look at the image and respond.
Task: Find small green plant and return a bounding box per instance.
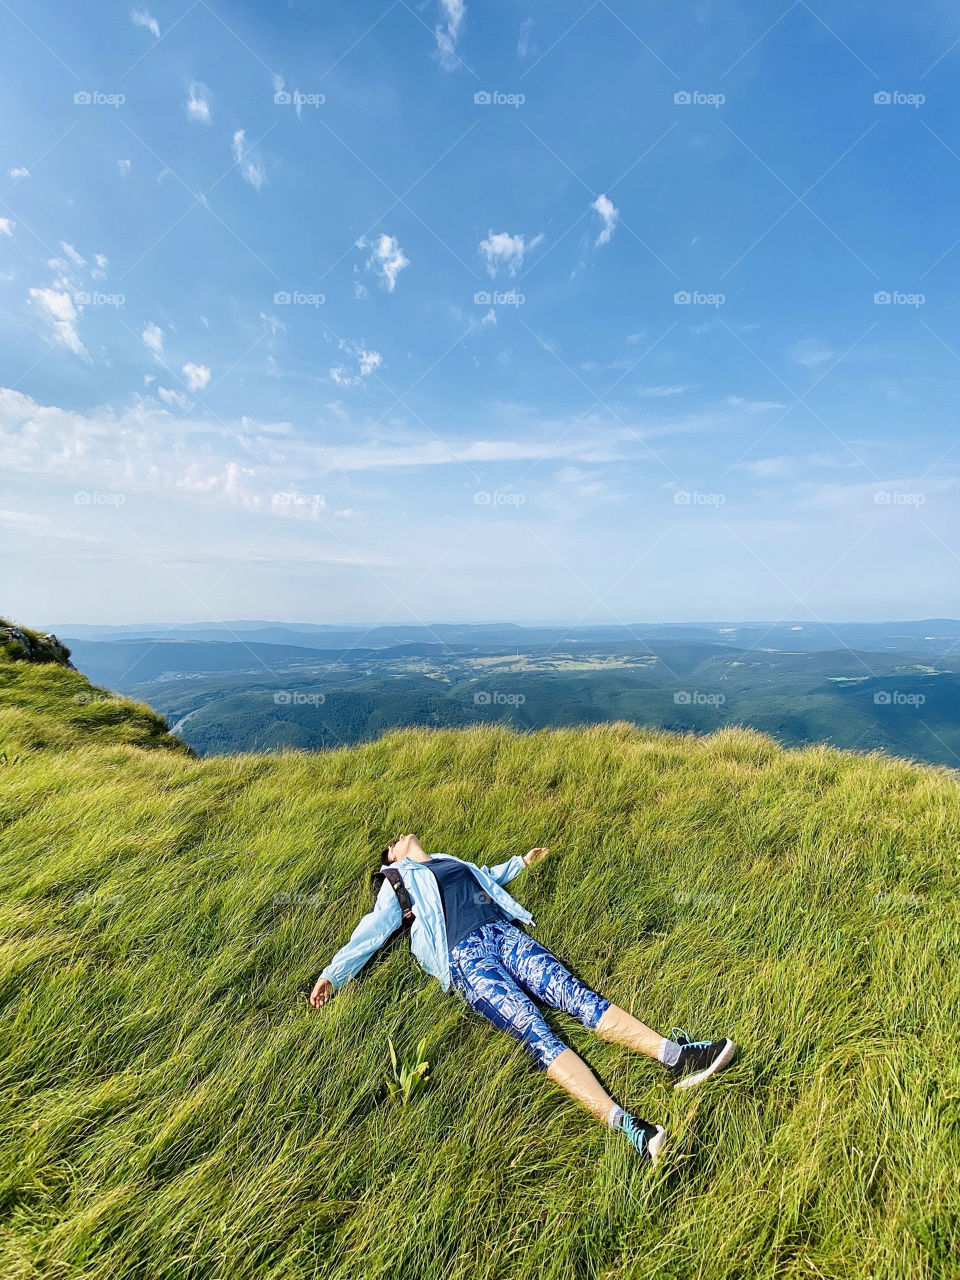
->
[385,1037,431,1105]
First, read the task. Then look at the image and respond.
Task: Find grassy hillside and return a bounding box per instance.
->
[0,647,958,1280]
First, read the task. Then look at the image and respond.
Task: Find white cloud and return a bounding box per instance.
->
[330,341,382,387]
[28,288,87,358]
[479,230,543,278]
[517,17,535,58]
[141,322,164,356]
[591,193,619,247]
[8,167,29,180]
[117,159,131,177]
[0,218,14,237]
[59,241,86,268]
[182,362,211,392]
[0,386,748,543]
[231,130,266,190]
[186,82,211,123]
[92,253,109,279]
[158,386,189,409]
[434,0,466,70]
[789,338,834,369]
[130,7,160,38]
[356,233,410,293]
[726,395,787,413]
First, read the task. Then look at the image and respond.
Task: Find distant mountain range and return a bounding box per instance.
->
[51,618,960,655]
[43,620,960,769]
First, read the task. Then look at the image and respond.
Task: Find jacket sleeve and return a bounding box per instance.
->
[319,879,403,993]
[478,854,526,886]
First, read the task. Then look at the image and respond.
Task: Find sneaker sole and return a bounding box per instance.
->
[673,1038,737,1090]
[647,1124,668,1168]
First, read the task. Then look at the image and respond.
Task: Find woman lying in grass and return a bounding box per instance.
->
[310,834,736,1165]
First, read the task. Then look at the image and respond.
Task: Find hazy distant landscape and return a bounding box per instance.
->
[55,620,960,767]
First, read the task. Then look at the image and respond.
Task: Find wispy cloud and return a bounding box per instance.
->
[141,322,164,356]
[517,17,535,58]
[330,341,382,387]
[28,289,88,359]
[479,230,543,278]
[591,194,619,247]
[434,0,466,71]
[8,167,29,180]
[186,82,212,123]
[0,218,14,237]
[789,338,835,369]
[231,130,266,190]
[130,7,160,38]
[355,233,410,293]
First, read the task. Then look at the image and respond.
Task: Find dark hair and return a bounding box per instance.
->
[370,846,391,903]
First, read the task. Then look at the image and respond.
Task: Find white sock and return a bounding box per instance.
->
[606,1104,625,1129]
[657,1037,681,1067]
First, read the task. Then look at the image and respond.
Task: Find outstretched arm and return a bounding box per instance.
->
[310,879,403,1005]
[481,847,550,885]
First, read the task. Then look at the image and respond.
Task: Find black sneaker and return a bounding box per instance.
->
[665,1028,737,1090]
[619,1114,668,1167]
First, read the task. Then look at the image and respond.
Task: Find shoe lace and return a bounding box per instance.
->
[621,1114,648,1153]
[671,1026,712,1051]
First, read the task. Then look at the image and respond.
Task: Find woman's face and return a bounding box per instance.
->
[387,833,420,862]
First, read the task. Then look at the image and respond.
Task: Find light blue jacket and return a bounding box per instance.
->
[319,853,535,994]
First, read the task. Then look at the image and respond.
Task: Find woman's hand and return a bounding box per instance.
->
[309,976,334,1008]
[523,847,549,867]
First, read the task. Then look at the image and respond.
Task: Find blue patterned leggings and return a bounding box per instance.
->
[448,920,611,1070]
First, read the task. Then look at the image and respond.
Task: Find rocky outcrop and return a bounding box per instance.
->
[0,621,73,667]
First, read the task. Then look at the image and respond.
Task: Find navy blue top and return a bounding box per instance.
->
[423,857,510,951]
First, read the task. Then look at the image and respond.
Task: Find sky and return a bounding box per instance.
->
[2,0,960,628]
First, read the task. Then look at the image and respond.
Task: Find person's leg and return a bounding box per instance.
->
[495,924,687,1066]
[449,925,665,1160]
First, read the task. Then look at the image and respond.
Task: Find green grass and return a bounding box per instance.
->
[1,654,958,1280]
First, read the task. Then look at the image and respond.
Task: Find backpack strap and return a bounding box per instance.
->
[381,866,416,925]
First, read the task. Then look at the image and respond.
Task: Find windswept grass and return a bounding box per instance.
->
[0,657,958,1279]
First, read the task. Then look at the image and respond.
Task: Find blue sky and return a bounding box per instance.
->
[2,0,960,627]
